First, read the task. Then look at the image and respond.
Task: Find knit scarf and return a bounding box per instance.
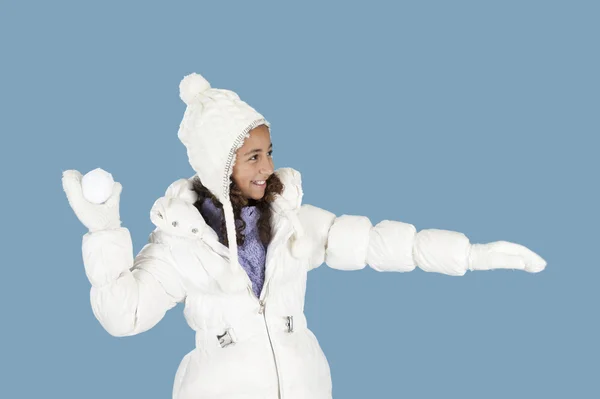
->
[199,197,266,297]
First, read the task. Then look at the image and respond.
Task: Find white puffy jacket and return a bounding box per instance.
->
[80,167,534,399]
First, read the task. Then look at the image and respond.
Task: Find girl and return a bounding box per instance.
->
[62,72,546,399]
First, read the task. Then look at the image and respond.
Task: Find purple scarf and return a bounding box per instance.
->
[200,198,266,297]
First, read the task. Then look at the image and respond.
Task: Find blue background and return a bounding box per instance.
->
[1,1,598,398]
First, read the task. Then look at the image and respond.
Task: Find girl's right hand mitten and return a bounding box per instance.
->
[62,168,123,232]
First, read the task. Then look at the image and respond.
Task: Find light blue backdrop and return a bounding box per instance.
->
[1,1,597,398]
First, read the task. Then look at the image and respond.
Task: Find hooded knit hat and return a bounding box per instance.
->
[176,72,310,293]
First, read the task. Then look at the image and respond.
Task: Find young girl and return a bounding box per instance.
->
[62,72,546,399]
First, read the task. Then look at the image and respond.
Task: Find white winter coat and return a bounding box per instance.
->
[82,167,496,399]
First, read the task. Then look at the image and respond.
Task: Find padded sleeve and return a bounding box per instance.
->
[297,204,336,270]
[300,204,472,276]
[82,227,186,337]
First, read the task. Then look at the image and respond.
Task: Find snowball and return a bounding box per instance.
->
[82,168,114,204]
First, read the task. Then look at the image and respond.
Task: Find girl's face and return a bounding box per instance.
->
[232,124,274,200]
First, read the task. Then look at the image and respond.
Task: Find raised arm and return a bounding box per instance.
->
[62,169,186,337]
[298,203,546,274]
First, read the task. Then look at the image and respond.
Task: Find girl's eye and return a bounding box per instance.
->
[250,151,273,161]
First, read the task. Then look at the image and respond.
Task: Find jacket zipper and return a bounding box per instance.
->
[261,298,283,399]
[235,219,294,399]
[253,223,294,399]
[248,285,282,399]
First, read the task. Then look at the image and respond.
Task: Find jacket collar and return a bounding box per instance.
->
[149,168,298,243]
[149,168,302,294]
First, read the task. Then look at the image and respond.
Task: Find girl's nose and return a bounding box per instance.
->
[260,160,274,175]
[260,167,274,176]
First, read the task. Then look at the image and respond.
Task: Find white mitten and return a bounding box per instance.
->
[274,167,303,210]
[468,240,547,273]
[62,169,122,232]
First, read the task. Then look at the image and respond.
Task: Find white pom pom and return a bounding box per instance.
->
[82,168,114,204]
[179,73,211,105]
[290,235,313,259]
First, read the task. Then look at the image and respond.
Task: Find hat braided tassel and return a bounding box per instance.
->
[222,200,248,293]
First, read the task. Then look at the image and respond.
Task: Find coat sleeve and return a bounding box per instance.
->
[298,203,473,276]
[82,227,186,337]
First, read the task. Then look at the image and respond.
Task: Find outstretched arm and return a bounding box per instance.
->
[298,203,546,274]
[63,169,186,337]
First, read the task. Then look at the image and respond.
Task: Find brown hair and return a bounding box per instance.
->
[192,173,284,248]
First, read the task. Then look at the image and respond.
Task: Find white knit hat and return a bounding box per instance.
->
[177,72,305,293]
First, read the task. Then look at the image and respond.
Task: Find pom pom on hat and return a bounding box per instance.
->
[179,73,211,105]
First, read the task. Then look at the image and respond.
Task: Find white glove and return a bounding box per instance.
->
[62,169,123,232]
[468,241,547,273]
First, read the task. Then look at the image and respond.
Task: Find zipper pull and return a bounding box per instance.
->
[258,300,265,314]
